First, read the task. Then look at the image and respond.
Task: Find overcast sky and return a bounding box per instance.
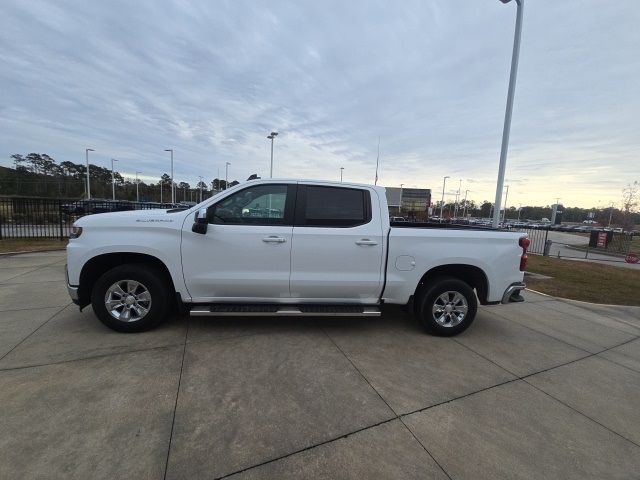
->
[1,0,638,207]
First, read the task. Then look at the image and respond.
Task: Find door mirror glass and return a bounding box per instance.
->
[196,208,208,224]
[192,208,208,234]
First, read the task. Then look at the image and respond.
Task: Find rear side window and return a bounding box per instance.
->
[297,185,371,227]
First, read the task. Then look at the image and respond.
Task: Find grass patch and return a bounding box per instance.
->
[0,238,67,254]
[525,254,640,306]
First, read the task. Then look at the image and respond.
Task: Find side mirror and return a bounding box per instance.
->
[192,208,208,234]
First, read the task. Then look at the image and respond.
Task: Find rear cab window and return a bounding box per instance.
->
[295,185,371,227]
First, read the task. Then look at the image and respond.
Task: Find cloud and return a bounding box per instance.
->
[0,0,638,207]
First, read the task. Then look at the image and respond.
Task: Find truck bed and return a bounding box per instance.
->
[390,221,499,232]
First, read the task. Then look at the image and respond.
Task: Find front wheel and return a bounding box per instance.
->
[417,277,477,336]
[91,264,170,332]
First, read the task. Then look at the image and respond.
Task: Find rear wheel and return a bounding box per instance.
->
[91,264,170,332]
[416,277,477,336]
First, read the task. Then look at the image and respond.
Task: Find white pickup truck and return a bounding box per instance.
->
[66,179,528,336]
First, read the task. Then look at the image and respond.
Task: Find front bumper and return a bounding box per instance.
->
[501,282,526,304]
[65,265,80,304]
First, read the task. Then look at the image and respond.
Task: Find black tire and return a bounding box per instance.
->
[416,277,477,336]
[91,263,171,333]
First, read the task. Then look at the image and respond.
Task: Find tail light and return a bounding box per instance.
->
[519,236,529,271]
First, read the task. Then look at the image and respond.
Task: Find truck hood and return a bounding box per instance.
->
[75,208,190,228]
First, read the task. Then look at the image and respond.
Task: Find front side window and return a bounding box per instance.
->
[209,184,289,225]
[300,186,370,227]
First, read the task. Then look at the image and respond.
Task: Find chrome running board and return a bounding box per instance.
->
[190,304,381,317]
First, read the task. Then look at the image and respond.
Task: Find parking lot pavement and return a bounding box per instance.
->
[1,251,639,479]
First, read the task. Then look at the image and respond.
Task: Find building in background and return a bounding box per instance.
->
[385,187,431,220]
[551,203,564,224]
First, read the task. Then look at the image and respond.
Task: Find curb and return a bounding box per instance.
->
[0,248,66,257]
[526,287,640,309]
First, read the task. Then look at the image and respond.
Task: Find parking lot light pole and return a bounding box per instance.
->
[164,149,174,204]
[110,158,118,200]
[454,179,462,219]
[462,189,470,218]
[439,176,450,222]
[399,184,404,214]
[198,176,203,202]
[608,202,614,227]
[267,132,278,178]
[225,162,230,189]
[135,171,142,202]
[85,148,94,199]
[492,0,523,229]
[502,185,510,222]
[340,167,344,182]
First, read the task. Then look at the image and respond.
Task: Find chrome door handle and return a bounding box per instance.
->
[355,239,378,246]
[263,236,287,243]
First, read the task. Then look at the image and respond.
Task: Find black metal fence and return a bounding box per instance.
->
[513,227,549,255]
[0,197,184,239]
[512,226,636,260]
[601,232,635,255]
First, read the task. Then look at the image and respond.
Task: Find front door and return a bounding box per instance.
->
[181,183,295,302]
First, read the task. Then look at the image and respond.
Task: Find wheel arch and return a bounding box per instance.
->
[413,263,489,308]
[78,252,176,309]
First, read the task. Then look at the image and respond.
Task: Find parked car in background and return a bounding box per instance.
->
[61,199,135,216]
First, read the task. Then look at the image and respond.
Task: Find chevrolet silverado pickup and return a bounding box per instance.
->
[66,179,528,336]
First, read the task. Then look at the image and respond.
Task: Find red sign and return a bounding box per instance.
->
[596,232,607,248]
[626,253,639,264]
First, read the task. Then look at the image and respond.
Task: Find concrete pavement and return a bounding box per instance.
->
[1,251,640,479]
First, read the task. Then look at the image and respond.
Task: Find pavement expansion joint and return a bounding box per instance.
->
[0,303,69,364]
[0,342,187,373]
[522,377,640,449]
[163,321,190,480]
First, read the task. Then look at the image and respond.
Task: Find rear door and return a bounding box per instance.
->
[289,184,384,302]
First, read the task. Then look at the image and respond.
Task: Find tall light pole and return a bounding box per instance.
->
[110,158,119,200]
[267,132,278,178]
[135,171,141,202]
[164,149,174,204]
[439,176,450,222]
[454,179,462,218]
[340,167,344,182]
[198,176,203,202]
[492,0,524,229]
[399,184,404,214]
[85,148,94,199]
[502,185,510,222]
[225,162,230,189]
[462,189,470,218]
[608,202,615,227]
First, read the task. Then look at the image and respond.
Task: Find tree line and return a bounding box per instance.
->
[1,153,637,227]
[0,153,247,203]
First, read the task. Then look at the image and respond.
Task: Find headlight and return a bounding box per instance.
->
[69,226,83,239]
